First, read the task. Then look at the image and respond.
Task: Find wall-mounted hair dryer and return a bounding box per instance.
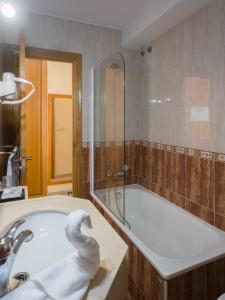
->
[0,72,35,105]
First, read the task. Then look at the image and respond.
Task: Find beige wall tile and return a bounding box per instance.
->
[140,0,225,153]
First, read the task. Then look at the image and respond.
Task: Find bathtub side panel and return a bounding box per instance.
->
[91,196,166,300]
[137,249,165,300]
[206,257,225,300]
[168,265,206,300]
[168,257,225,300]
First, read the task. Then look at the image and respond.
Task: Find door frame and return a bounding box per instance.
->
[25,47,83,197]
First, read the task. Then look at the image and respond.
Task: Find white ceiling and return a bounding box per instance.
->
[18,0,211,49]
[18,0,150,30]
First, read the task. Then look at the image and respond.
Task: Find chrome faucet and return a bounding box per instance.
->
[0,220,33,297]
[107,170,129,177]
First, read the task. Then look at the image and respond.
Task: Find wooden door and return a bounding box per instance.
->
[23,58,47,197]
[20,46,82,198]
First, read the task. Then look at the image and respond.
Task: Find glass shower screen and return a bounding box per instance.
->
[93,53,125,223]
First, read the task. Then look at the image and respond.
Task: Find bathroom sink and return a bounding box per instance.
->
[0,196,128,300]
[10,211,75,277]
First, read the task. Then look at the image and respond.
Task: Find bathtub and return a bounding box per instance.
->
[94,184,225,279]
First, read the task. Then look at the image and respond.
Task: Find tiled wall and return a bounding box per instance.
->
[90,0,225,233]
[139,0,225,154]
[87,0,225,233]
[123,49,144,141]
[85,140,225,233]
[137,140,225,232]
[90,1,225,298]
[92,141,138,191]
[82,140,139,196]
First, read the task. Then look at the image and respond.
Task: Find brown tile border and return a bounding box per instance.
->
[185,155,214,210]
[172,151,186,196]
[215,213,225,232]
[169,191,186,209]
[185,199,214,225]
[215,160,225,217]
[136,141,225,230]
[90,139,225,161]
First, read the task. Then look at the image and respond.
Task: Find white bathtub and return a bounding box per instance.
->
[94,184,225,279]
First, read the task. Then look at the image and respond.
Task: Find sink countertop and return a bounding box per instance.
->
[0,195,128,300]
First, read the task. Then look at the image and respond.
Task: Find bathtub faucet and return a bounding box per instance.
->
[107,170,128,177]
[0,220,33,297]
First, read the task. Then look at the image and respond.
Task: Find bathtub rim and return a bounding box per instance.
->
[91,184,225,280]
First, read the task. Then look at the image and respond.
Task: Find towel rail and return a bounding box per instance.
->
[0,146,18,155]
[0,152,13,155]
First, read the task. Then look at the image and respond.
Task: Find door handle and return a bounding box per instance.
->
[24,157,32,161]
[19,156,32,171]
[13,156,32,162]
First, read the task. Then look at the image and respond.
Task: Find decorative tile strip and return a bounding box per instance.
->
[92,140,225,162]
[217,154,225,162]
[156,143,163,150]
[150,143,155,148]
[94,142,101,148]
[188,149,195,156]
[115,141,123,146]
[82,142,88,148]
[200,151,213,160]
[105,141,115,147]
[175,147,185,154]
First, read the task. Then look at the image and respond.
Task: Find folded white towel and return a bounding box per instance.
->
[65,209,100,267]
[6,146,18,177]
[31,209,100,300]
[3,209,100,300]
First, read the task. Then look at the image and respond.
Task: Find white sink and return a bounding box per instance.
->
[11,211,75,277]
[0,196,128,300]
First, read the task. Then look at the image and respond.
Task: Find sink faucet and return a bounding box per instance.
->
[0,220,33,297]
